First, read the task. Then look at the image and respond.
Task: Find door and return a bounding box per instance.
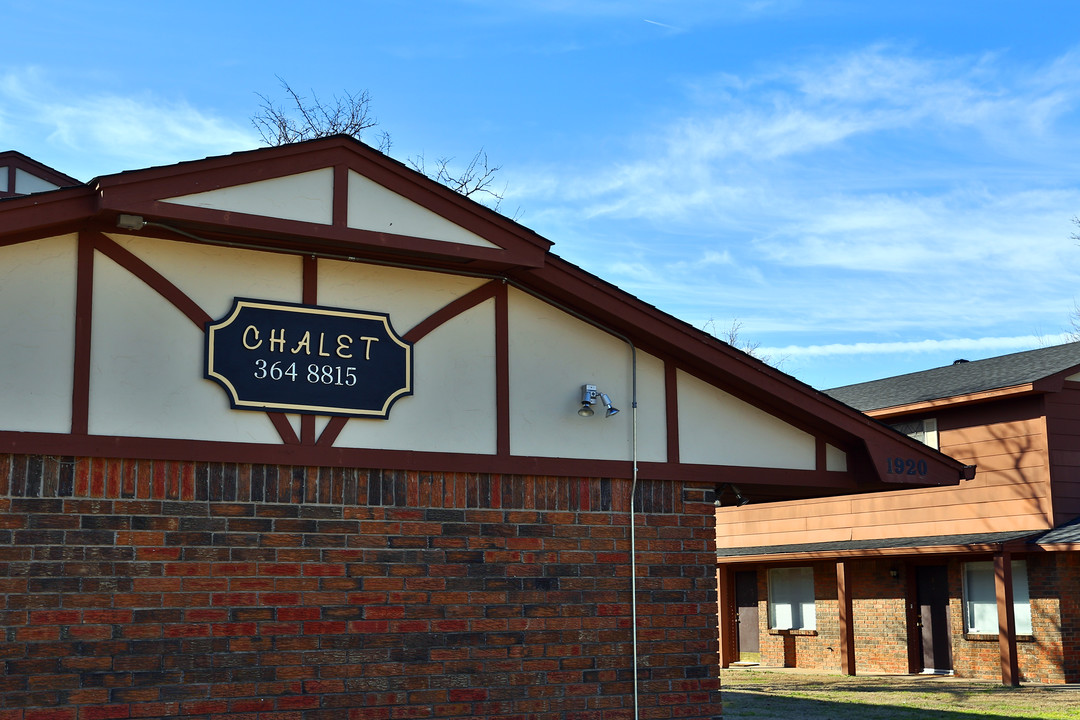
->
[735,570,760,663]
[915,565,952,673]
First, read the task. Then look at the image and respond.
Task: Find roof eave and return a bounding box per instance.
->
[512,256,967,490]
[863,382,1040,418]
[0,187,99,242]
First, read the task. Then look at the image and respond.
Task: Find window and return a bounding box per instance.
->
[890,417,938,450]
[963,560,1031,635]
[768,567,816,630]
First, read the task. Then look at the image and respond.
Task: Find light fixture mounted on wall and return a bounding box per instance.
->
[714,483,751,507]
[577,384,619,418]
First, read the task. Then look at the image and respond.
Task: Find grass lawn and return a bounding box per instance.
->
[720,668,1080,719]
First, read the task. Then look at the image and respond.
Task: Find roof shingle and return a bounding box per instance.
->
[826,342,1080,411]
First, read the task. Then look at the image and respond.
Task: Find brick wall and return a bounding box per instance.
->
[734,555,1080,683]
[850,561,910,674]
[950,553,1072,684]
[756,562,841,671]
[1057,552,1080,682]
[0,454,721,719]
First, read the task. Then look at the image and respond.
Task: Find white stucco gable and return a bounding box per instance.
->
[163,169,334,224]
[347,170,497,247]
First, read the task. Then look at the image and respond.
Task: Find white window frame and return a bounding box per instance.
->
[889,417,938,450]
[962,560,1032,635]
[768,567,816,631]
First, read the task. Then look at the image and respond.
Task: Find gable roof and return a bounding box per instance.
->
[0,150,81,198]
[826,342,1080,413]
[2,137,552,272]
[0,136,970,499]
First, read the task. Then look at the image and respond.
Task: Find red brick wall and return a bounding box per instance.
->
[1057,552,1080,682]
[0,454,721,719]
[756,562,841,671]
[850,561,910,674]
[732,555,1079,683]
[951,553,1071,684]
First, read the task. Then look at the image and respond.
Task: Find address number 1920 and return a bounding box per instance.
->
[886,457,929,476]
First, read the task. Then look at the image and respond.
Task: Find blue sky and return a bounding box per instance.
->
[5,1,1080,389]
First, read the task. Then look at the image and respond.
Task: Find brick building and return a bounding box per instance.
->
[716,344,1080,685]
[0,139,964,719]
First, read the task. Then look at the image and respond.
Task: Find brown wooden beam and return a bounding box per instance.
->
[994,551,1020,686]
[837,560,856,676]
[71,233,95,435]
[717,565,736,668]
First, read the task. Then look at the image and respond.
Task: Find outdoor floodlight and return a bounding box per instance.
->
[577,384,619,418]
[714,483,751,507]
[732,485,750,506]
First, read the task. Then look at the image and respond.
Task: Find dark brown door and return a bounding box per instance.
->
[735,570,760,663]
[916,565,952,673]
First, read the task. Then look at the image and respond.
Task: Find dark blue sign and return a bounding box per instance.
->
[205,298,412,418]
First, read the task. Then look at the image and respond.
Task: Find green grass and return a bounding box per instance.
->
[719,670,1080,720]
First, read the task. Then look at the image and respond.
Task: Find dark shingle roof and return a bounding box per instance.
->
[1029,516,1080,545]
[825,342,1080,412]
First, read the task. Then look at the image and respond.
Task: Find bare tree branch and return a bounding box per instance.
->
[252,77,378,146]
[1068,217,1080,342]
[704,317,787,368]
[252,78,508,209]
[407,149,505,209]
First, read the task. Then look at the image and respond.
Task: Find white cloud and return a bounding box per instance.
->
[758,187,1080,274]
[0,67,258,178]
[511,43,1080,354]
[522,45,1080,229]
[759,334,1072,359]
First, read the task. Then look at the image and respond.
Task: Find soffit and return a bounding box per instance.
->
[716,529,1040,563]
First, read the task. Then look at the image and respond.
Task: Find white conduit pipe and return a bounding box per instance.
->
[506,282,642,719]
[629,352,640,720]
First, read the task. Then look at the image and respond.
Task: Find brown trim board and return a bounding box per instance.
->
[316,280,503,448]
[665,361,680,464]
[91,232,211,328]
[88,233,299,446]
[495,282,510,457]
[714,544,1030,565]
[0,430,865,494]
[71,232,95,435]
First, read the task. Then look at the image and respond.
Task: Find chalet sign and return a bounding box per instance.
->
[205,298,412,418]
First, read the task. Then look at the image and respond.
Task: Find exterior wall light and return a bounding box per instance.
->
[714,483,751,507]
[578,384,619,418]
[731,485,750,506]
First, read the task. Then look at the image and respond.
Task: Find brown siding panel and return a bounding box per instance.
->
[1046,386,1080,525]
[718,403,1055,549]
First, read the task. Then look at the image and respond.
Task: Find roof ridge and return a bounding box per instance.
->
[826,341,1080,411]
